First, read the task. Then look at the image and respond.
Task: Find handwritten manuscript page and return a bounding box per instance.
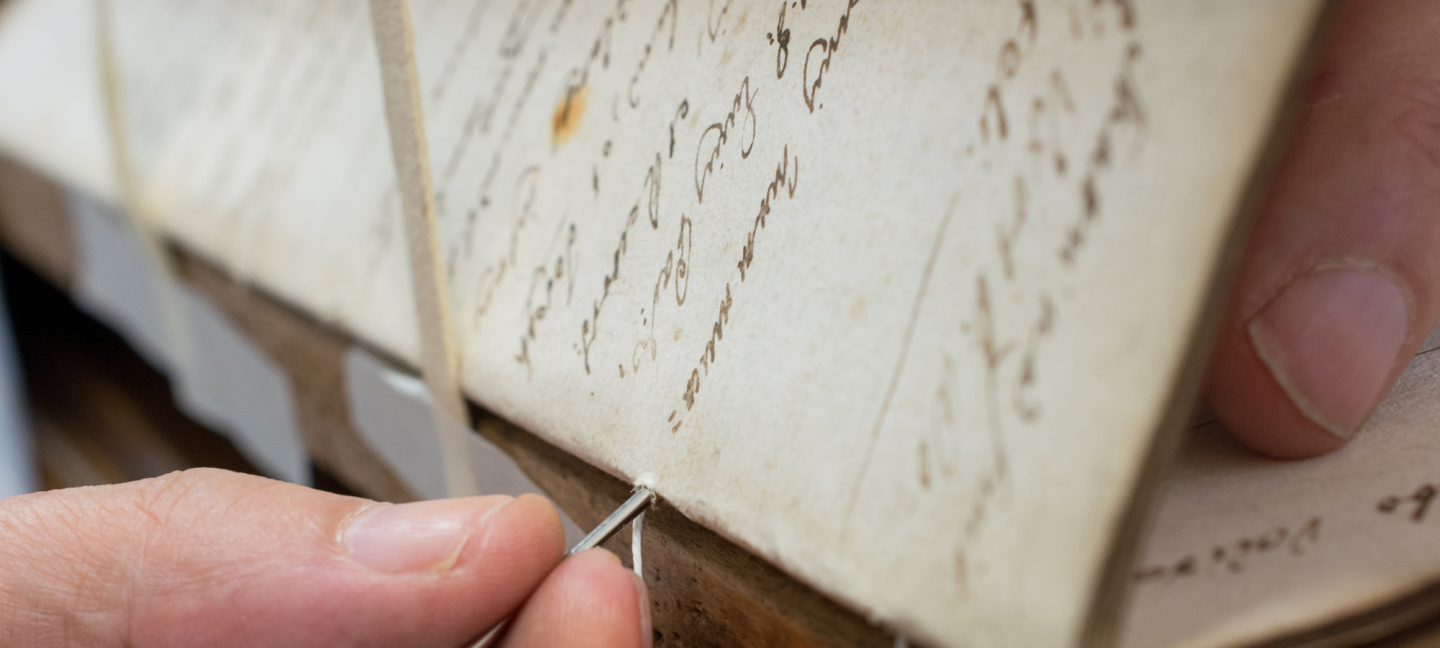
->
[402,3,1322,645]
[1126,330,1440,648]
[1,1,1329,646]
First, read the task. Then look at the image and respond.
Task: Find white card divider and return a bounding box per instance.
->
[0,261,34,498]
[345,346,448,501]
[68,188,308,484]
[345,344,583,545]
[69,190,172,371]
[173,283,308,486]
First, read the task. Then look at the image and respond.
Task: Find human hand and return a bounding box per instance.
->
[1204,0,1440,458]
[0,468,651,647]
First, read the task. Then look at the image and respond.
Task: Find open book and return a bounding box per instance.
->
[4,1,1439,647]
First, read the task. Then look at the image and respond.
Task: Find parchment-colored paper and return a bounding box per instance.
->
[1125,344,1440,648]
[0,2,1329,646]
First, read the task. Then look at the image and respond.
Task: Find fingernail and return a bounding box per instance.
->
[632,572,653,648]
[1249,268,1410,438]
[343,496,511,573]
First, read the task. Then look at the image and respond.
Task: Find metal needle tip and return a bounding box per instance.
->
[466,487,657,648]
[569,487,655,555]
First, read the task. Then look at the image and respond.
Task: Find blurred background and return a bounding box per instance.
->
[0,243,352,499]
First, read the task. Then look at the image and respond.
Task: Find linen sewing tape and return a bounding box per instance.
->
[93,0,201,404]
[367,0,476,498]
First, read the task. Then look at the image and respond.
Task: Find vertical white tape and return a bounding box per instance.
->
[367,0,474,498]
[90,0,311,485]
[93,0,199,381]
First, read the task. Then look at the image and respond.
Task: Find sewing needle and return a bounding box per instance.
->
[466,487,656,648]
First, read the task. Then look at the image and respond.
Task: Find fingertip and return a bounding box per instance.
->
[457,493,567,596]
[581,546,624,566]
[342,495,512,573]
[503,548,646,648]
[1201,1,1440,458]
[1204,327,1351,459]
[286,493,567,646]
[472,493,567,559]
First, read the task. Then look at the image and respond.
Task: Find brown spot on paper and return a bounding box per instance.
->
[552,84,590,146]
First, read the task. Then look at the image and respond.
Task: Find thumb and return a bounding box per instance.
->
[0,468,564,647]
[1204,0,1440,457]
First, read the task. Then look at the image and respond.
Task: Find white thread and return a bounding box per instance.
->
[631,509,646,577]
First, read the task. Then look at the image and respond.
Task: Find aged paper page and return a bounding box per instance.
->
[0,2,1327,646]
[406,2,1323,646]
[106,0,423,364]
[1125,327,1440,648]
[0,0,119,202]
